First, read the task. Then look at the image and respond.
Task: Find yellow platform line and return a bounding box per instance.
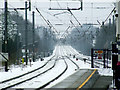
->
[76,69,97,90]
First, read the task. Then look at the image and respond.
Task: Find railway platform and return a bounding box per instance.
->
[51,69,113,89]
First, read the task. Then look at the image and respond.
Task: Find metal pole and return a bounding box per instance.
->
[115,1,120,88]
[103,49,106,68]
[107,49,109,68]
[4,0,8,72]
[32,11,35,62]
[91,48,94,68]
[16,11,19,64]
[109,18,111,29]
[81,0,83,10]
[25,1,28,65]
[113,15,115,27]
[116,1,120,62]
[4,0,8,53]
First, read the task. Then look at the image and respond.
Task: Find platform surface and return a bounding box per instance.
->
[51,69,112,89]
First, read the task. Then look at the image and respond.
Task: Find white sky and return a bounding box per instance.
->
[0,0,116,33]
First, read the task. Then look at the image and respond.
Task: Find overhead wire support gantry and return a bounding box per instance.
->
[49,0,83,27]
[49,0,83,11]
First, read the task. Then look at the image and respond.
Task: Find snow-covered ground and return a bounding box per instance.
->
[0,45,113,89]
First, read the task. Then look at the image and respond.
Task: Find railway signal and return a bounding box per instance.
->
[91,48,111,68]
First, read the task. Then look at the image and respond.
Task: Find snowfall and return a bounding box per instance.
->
[0,45,113,89]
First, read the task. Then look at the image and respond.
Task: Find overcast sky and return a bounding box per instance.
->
[0,0,116,33]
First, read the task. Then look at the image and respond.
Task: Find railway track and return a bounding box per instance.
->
[36,57,68,89]
[1,45,108,90]
[35,45,80,89]
[0,55,56,90]
[12,46,69,89]
[61,45,80,70]
[63,45,111,68]
[66,56,79,69]
[0,45,70,89]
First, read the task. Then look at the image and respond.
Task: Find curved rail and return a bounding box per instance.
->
[0,55,55,84]
[66,56,79,70]
[60,45,79,70]
[36,57,68,89]
[0,55,56,90]
[64,46,111,68]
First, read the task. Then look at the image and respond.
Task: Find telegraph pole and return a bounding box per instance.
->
[32,11,35,62]
[3,0,8,72]
[25,1,28,65]
[4,0,8,53]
